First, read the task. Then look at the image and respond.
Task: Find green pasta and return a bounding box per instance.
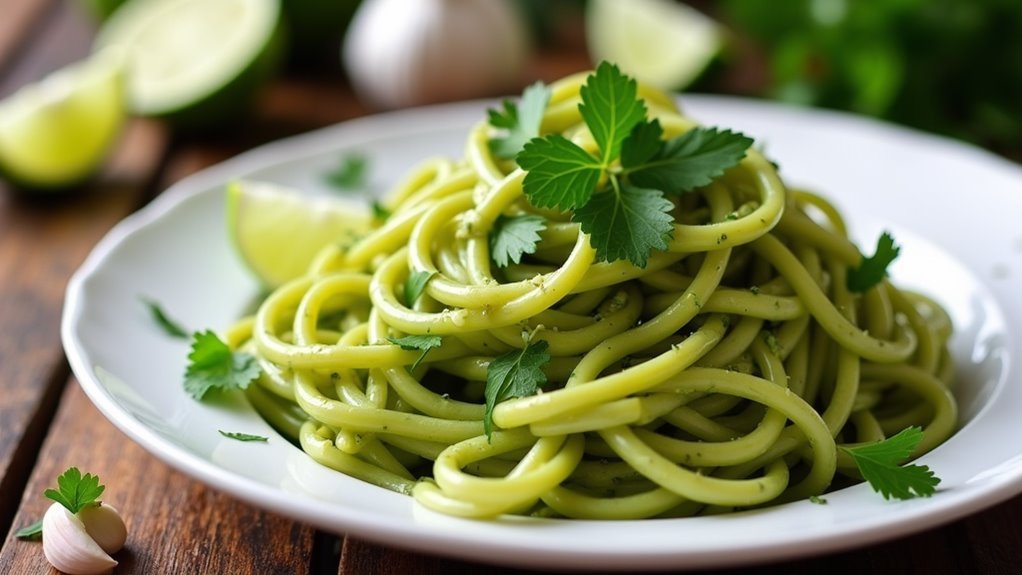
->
[226,71,957,519]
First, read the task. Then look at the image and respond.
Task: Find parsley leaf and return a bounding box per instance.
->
[517,135,603,210]
[490,214,546,268]
[404,270,434,307]
[488,82,552,159]
[323,153,368,191]
[839,426,939,500]
[579,62,647,165]
[847,231,900,293]
[628,127,754,194]
[15,520,43,540]
[484,340,550,439]
[184,330,261,400]
[620,119,665,168]
[514,62,755,268]
[44,467,104,514]
[141,297,189,338]
[219,430,269,442]
[387,334,443,370]
[371,200,391,221]
[575,185,674,267]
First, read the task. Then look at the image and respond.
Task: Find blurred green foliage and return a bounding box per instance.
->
[723,0,1022,147]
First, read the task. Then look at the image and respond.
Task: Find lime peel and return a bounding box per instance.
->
[0,49,126,190]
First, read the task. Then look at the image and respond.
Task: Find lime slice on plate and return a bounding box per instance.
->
[95,0,284,131]
[586,0,724,91]
[227,180,373,288]
[0,49,126,191]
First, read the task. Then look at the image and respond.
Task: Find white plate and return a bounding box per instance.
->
[63,96,1022,571]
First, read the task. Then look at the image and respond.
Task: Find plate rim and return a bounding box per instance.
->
[62,95,1022,570]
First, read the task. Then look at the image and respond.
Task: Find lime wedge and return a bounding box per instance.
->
[95,0,283,131]
[586,0,724,91]
[0,50,126,190]
[227,181,373,287]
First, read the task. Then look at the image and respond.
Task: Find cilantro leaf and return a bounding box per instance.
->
[620,119,664,168]
[484,340,550,439]
[628,127,754,194]
[490,214,546,268]
[387,334,443,370]
[517,135,603,210]
[847,231,900,293]
[323,153,368,191]
[404,270,434,307]
[218,430,269,442]
[184,330,261,400]
[371,200,391,221]
[488,82,552,159]
[15,520,43,540]
[839,426,940,500]
[579,62,647,165]
[141,297,189,338]
[574,185,674,267]
[43,467,105,514]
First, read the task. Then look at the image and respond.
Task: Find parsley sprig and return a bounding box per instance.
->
[514,62,753,267]
[489,214,547,268]
[483,339,550,439]
[847,231,900,293]
[388,334,443,370]
[44,467,105,514]
[840,426,940,500]
[488,82,552,159]
[184,330,261,400]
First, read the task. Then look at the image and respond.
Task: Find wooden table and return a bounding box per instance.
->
[1,3,1020,574]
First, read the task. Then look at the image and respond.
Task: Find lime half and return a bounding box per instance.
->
[0,50,126,190]
[587,0,724,91]
[95,0,283,130]
[227,181,373,287]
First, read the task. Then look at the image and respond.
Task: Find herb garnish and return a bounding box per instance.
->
[404,270,434,307]
[489,214,547,268]
[44,467,105,514]
[847,231,900,292]
[483,339,550,439]
[515,62,753,267]
[218,430,269,442]
[323,153,368,191]
[840,426,939,500]
[488,82,552,159]
[387,334,443,370]
[141,298,189,338]
[184,330,261,400]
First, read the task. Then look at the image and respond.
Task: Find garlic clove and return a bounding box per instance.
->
[42,502,118,575]
[79,503,128,555]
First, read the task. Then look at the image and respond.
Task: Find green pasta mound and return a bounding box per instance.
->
[230,69,957,519]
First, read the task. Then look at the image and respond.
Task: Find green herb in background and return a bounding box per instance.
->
[722,0,1022,148]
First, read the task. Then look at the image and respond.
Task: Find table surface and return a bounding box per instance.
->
[1,2,1021,574]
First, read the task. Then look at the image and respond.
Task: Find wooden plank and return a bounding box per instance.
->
[0,382,318,574]
[0,0,167,537]
[0,0,59,78]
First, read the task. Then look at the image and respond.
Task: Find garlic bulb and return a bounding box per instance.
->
[42,502,126,575]
[343,0,530,109]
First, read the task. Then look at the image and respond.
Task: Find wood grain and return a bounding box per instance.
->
[0,382,319,574]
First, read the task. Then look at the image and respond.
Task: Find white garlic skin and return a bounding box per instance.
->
[344,0,529,109]
[79,503,128,555]
[42,502,122,575]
